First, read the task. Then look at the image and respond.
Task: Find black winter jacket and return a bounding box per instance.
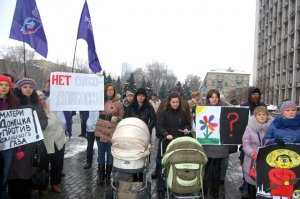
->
[157,108,191,139]
[124,102,156,133]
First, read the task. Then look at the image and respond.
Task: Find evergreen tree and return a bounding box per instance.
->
[127,73,136,92]
[173,81,183,96]
[159,82,168,100]
[103,71,107,84]
[182,82,191,100]
[115,77,123,95]
[106,74,113,84]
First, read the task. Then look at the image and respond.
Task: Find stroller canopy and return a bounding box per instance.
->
[162,136,207,167]
[112,117,151,161]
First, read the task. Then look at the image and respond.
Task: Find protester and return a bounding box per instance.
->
[240,87,265,197]
[63,111,76,138]
[38,91,67,193]
[156,92,192,199]
[188,91,202,111]
[203,89,229,199]
[124,88,156,134]
[79,111,89,137]
[0,75,18,199]
[8,78,48,199]
[241,87,265,115]
[122,90,134,109]
[149,94,161,113]
[264,100,300,144]
[188,91,203,127]
[94,84,123,185]
[242,106,273,199]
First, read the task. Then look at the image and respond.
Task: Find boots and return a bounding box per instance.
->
[97,165,105,185]
[105,165,112,184]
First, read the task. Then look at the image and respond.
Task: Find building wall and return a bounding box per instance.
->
[201,72,250,102]
[255,0,300,105]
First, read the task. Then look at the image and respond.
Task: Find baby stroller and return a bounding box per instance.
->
[110,117,151,199]
[161,136,208,199]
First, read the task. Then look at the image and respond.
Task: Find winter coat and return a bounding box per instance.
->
[10,98,48,180]
[157,108,191,139]
[149,99,161,113]
[124,102,156,133]
[264,114,300,144]
[242,115,273,185]
[95,98,123,142]
[241,87,265,115]
[203,101,230,158]
[43,111,67,154]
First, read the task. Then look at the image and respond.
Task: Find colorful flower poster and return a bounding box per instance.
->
[195,106,221,145]
[195,106,249,145]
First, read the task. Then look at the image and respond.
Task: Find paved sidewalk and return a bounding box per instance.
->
[41,115,243,199]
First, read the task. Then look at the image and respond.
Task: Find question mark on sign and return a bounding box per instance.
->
[226,112,239,137]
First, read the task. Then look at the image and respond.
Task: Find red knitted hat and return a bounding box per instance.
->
[0,75,13,89]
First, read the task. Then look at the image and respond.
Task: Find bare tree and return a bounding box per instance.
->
[1,45,35,64]
[133,67,145,88]
[184,74,202,92]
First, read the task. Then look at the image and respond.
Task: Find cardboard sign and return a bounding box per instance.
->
[0,108,44,151]
[195,106,249,145]
[256,144,300,199]
[50,72,104,111]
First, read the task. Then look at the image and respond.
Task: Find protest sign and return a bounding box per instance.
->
[49,72,104,111]
[256,144,300,199]
[195,106,249,145]
[0,108,44,151]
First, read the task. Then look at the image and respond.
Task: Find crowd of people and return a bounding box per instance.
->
[0,73,300,199]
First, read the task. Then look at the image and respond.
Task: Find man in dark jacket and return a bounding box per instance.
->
[241,87,265,115]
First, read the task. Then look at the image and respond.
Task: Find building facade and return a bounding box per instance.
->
[255,0,300,105]
[200,69,250,103]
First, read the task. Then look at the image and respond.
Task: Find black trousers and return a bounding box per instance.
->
[86,131,95,164]
[203,158,224,197]
[8,179,32,199]
[80,111,89,137]
[247,183,257,199]
[49,145,65,185]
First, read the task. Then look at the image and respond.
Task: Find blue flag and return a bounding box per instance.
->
[9,0,48,58]
[77,2,102,73]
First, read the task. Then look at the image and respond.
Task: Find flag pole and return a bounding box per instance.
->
[71,40,78,72]
[23,41,27,77]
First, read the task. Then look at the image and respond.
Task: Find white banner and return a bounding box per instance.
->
[49,72,104,111]
[0,108,44,151]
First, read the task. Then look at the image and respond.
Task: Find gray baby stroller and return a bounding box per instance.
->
[161,136,208,199]
[110,118,151,199]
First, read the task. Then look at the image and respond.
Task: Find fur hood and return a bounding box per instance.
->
[247,115,273,133]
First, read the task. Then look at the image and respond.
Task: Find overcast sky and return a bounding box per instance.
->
[0,0,256,82]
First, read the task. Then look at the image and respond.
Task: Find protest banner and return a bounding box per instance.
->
[0,108,44,151]
[195,106,249,145]
[256,144,300,199]
[49,72,104,111]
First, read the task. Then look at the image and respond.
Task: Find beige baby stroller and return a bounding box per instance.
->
[110,117,151,199]
[162,136,208,199]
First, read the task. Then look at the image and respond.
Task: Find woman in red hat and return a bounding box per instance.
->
[0,74,18,199]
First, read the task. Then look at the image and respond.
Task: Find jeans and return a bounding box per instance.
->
[0,149,14,199]
[96,138,113,165]
[86,132,95,164]
[63,111,74,137]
